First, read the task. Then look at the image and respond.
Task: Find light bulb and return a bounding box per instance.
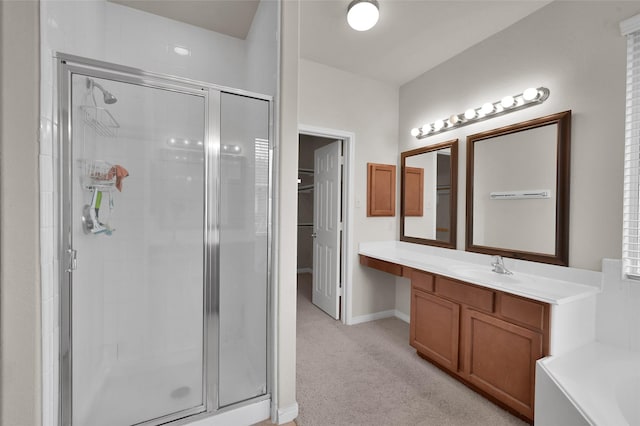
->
[464,109,477,120]
[481,103,495,115]
[433,119,445,131]
[501,96,515,108]
[411,128,420,137]
[173,46,190,56]
[449,114,461,125]
[347,0,379,31]
[421,124,432,134]
[523,87,539,101]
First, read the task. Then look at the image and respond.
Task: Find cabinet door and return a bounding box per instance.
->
[462,309,543,421]
[367,163,396,216]
[410,289,460,372]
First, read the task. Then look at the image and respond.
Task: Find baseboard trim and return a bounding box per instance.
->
[277,402,299,424]
[394,310,410,323]
[350,309,396,325]
[296,268,312,274]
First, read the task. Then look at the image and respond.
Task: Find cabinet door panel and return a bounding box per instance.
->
[367,163,396,216]
[410,289,460,371]
[463,309,542,420]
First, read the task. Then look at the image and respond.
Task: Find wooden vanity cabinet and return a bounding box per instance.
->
[409,270,549,423]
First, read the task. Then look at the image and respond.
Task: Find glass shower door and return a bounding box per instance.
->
[68,74,206,425]
[218,92,270,407]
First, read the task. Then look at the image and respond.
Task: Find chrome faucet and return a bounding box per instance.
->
[491,255,513,275]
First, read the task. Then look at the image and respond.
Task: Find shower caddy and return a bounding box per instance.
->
[79,78,121,236]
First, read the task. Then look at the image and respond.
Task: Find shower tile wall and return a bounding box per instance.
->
[40,1,277,424]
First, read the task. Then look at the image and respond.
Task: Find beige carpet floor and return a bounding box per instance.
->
[295,273,528,426]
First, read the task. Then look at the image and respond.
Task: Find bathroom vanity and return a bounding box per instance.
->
[359,241,601,423]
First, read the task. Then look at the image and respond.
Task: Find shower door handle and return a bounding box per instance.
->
[311,233,317,238]
[66,249,77,272]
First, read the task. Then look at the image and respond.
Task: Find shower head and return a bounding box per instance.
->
[87,78,118,105]
[102,91,117,104]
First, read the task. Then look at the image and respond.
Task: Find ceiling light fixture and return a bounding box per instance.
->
[173,45,191,56]
[347,0,379,31]
[410,87,550,139]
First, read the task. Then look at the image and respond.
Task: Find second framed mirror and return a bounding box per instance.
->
[465,111,571,265]
[400,139,458,248]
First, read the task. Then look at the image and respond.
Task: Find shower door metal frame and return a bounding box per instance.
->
[56,53,274,426]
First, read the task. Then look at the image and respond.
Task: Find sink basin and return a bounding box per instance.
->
[451,267,527,286]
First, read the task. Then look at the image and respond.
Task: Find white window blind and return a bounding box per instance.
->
[622,19,640,279]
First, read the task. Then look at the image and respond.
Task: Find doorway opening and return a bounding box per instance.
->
[297,126,354,324]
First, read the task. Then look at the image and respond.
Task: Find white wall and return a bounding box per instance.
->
[276,0,300,421]
[395,1,640,317]
[299,59,399,320]
[0,2,41,425]
[245,0,279,96]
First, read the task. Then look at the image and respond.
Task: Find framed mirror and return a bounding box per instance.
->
[466,110,571,265]
[400,139,458,248]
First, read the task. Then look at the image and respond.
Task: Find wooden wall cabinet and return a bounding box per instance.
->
[409,269,549,423]
[367,163,396,216]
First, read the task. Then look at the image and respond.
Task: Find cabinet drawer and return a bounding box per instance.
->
[499,293,547,332]
[411,269,434,293]
[359,255,403,276]
[435,276,494,312]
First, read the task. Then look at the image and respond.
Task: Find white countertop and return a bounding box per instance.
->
[359,241,601,305]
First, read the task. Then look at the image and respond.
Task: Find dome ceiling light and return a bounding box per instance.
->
[347,0,379,32]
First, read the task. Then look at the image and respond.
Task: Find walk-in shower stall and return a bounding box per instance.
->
[58,55,272,425]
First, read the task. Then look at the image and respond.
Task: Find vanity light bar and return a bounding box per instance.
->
[411,87,550,139]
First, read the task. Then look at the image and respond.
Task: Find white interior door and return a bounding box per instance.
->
[312,140,342,319]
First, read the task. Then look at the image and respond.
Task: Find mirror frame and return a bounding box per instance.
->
[400,139,458,249]
[465,110,571,266]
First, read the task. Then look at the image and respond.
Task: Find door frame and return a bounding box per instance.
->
[298,125,355,325]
